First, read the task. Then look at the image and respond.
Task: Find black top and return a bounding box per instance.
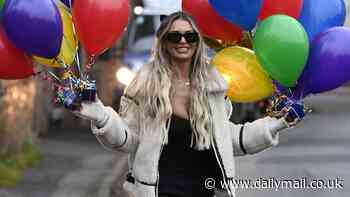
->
[158,114,222,197]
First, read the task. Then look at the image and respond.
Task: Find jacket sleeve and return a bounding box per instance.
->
[224,97,280,156]
[91,95,140,153]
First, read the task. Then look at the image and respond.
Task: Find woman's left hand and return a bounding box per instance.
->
[266,94,305,128]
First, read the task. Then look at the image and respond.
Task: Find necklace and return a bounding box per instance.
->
[173,79,191,86]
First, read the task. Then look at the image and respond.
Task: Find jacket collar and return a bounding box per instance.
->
[206,67,228,93]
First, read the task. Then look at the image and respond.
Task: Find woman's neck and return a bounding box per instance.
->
[170,59,191,80]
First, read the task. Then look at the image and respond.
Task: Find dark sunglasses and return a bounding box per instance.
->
[164,31,199,43]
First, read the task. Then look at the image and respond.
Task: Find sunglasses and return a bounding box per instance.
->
[164,31,199,43]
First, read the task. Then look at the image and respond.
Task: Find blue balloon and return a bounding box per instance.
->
[208,0,263,30]
[60,0,72,8]
[299,0,346,42]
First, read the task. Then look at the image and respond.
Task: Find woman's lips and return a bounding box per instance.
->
[175,46,190,53]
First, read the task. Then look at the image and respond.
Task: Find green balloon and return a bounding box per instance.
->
[253,15,309,87]
[0,0,4,10]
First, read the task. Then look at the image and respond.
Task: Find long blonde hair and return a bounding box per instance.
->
[121,12,212,150]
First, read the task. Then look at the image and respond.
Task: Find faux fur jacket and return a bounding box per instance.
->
[91,67,284,197]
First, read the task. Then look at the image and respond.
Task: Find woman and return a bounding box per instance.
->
[74,12,301,197]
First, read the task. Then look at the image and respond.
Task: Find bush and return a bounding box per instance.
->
[0,142,41,187]
[0,160,22,187]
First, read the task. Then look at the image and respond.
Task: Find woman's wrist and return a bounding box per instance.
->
[268,117,289,136]
[94,107,110,128]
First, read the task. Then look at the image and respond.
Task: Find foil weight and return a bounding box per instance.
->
[285,102,305,123]
[80,81,96,102]
[270,95,305,123]
[62,89,81,110]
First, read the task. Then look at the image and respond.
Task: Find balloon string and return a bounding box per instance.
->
[243,31,254,49]
[84,56,96,78]
[75,47,82,78]
[33,70,65,90]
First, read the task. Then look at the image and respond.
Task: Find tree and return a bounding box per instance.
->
[0,79,36,155]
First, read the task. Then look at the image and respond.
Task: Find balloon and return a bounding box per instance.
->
[3,0,63,58]
[61,0,73,8]
[33,1,78,68]
[182,0,243,42]
[253,15,309,87]
[0,0,4,10]
[212,46,275,103]
[0,0,4,20]
[208,0,263,30]
[204,32,253,51]
[73,0,129,57]
[297,27,350,95]
[259,0,304,20]
[299,0,346,42]
[0,26,34,80]
[203,37,236,51]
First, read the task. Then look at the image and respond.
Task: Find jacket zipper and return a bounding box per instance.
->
[208,95,233,197]
[155,117,172,197]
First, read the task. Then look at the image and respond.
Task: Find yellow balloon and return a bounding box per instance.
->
[33,1,77,68]
[212,46,275,103]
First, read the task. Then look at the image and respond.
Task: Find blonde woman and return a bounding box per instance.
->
[74,12,301,197]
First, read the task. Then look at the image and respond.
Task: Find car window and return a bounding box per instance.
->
[131,36,155,52]
[130,15,156,50]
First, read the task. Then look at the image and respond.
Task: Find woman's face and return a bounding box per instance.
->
[165,19,198,62]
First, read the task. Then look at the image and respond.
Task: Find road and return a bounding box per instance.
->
[235,92,350,197]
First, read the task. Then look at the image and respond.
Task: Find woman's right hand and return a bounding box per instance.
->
[72,97,109,128]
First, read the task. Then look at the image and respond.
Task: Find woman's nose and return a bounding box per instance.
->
[179,36,187,43]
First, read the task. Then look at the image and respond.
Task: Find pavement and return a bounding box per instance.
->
[0,87,349,197]
[0,127,124,197]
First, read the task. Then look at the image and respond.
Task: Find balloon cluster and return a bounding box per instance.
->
[0,0,129,110]
[184,0,350,105]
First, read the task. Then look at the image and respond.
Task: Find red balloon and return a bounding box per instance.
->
[72,0,129,57]
[182,0,243,42]
[0,27,34,80]
[259,0,304,20]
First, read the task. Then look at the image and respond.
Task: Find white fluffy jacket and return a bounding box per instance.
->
[91,68,283,197]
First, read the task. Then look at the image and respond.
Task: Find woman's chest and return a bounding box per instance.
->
[171,85,191,119]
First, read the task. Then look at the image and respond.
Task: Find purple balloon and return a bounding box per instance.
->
[297,27,350,95]
[3,0,63,58]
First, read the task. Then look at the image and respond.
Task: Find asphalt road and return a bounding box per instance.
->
[235,93,350,197]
